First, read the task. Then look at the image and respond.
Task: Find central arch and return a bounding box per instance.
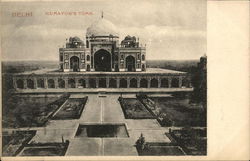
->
[70,56,80,72]
[94,49,111,72]
[126,55,135,72]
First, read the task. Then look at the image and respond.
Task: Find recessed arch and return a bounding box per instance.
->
[130,78,137,88]
[161,78,168,88]
[99,78,106,88]
[140,78,148,88]
[48,79,55,88]
[27,79,34,89]
[126,55,135,72]
[171,77,179,88]
[68,79,76,88]
[37,79,45,88]
[70,56,80,72]
[89,78,96,88]
[150,78,158,88]
[78,79,86,88]
[109,78,117,88]
[58,79,65,88]
[16,79,24,89]
[120,78,127,88]
[94,49,111,71]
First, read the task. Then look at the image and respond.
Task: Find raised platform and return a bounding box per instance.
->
[13,68,186,76]
[12,68,191,92]
[12,88,193,94]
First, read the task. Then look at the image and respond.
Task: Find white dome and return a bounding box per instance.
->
[86,18,119,37]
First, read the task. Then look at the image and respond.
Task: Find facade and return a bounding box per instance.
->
[59,17,146,72]
[11,15,192,92]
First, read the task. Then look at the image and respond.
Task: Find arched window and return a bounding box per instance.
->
[87,64,91,71]
[142,55,145,61]
[142,64,145,71]
[87,55,90,61]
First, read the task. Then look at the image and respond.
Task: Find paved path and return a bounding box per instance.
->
[5,93,174,156]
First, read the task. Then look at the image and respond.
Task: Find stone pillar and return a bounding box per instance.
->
[44,78,48,89]
[116,78,120,88]
[64,78,68,88]
[13,77,17,89]
[75,78,79,88]
[168,77,172,88]
[54,78,58,88]
[86,79,89,88]
[137,78,140,88]
[127,78,130,88]
[178,77,183,88]
[158,78,161,88]
[33,77,37,89]
[106,77,109,88]
[23,79,27,89]
[147,78,151,88]
[96,78,99,88]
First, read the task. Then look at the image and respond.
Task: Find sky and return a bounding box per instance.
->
[1,0,206,61]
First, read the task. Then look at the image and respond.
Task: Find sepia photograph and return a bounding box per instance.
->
[1,0,207,157]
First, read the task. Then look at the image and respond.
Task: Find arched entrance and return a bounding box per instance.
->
[94,49,111,72]
[126,56,135,72]
[70,56,80,72]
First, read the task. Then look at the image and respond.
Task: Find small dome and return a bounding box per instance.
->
[86,18,118,37]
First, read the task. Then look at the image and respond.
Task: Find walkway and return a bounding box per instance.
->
[5,93,172,156]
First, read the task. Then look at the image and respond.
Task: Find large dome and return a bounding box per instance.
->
[86,18,119,37]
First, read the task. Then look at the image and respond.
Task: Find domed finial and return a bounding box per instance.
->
[101,11,103,19]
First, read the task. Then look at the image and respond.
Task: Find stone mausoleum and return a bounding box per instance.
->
[12,15,192,92]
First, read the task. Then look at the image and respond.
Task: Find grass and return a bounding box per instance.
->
[119,97,155,119]
[2,94,69,128]
[52,97,88,120]
[150,97,206,127]
[2,130,36,156]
